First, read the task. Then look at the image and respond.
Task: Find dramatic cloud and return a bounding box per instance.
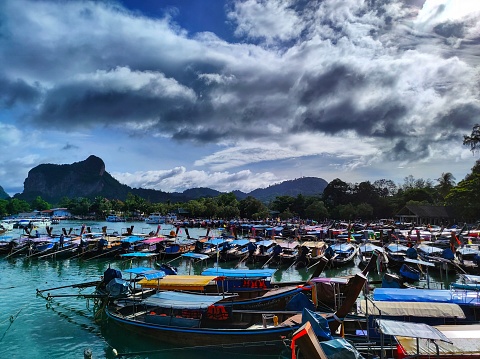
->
[0,0,479,195]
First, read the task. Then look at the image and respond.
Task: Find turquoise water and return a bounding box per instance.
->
[0,221,459,358]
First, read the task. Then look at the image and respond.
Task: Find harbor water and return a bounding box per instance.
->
[0,220,460,359]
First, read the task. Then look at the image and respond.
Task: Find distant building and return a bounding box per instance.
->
[174,208,190,220]
[396,204,456,225]
[51,208,72,218]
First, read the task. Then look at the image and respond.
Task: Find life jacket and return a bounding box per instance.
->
[206,305,229,320]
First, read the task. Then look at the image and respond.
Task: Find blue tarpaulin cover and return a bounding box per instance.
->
[201,268,276,278]
[374,288,480,305]
[286,293,315,312]
[320,338,365,359]
[301,308,333,341]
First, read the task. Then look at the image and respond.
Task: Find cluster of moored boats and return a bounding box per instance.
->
[20,220,480,358]
[2,220,480,278]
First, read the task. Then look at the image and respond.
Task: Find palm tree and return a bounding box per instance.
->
[436,172,456,199]
[464,124,480,153]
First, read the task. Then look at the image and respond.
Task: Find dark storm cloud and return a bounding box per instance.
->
[297,99,408,138]
[434,21,465,38]
[0,75,40,107]
[1,0,480,180]
[389,139,430,162]
[436,104,480,130]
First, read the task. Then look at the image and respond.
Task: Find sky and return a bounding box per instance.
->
[1,0,480,197]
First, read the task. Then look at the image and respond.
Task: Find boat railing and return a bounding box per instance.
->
[450,287,480,303]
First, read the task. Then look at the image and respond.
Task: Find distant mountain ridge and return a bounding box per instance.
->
[13,155,328,204]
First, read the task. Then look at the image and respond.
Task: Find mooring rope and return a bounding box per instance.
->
[0,307,25,343]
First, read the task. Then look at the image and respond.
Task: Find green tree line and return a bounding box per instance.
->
[0,166,478,223]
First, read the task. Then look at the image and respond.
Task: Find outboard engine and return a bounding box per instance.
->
[102,267,130,297]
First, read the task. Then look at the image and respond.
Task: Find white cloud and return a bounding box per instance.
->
[112,167,280,193]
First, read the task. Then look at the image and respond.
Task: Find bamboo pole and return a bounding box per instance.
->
[37,280,101,293]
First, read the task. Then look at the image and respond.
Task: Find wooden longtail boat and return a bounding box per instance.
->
[104,271,367,348]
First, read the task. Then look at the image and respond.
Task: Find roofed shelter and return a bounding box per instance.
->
[396,204,456,226]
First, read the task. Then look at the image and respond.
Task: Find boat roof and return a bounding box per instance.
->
[143,291,233,309]
[181,252,210,260]
[395,324,480,356]
[229,239,249,246]
[256,240,274,246]
[201,268,276,278]
[417,244,443,254]
[206,238,230,246]
[404,257,435,267]
[121,235,144,243]
[123,267,166,280]
[138,275,217,291]
[359,243,384,252]
[120,252,157,258]
[330,243,356,252]
[376,319,452,342]
[310,277,350,284]
[358,300,465,319]
[373,288,480,305]
[386,243,410,252]
[301,241,327,248]
[141,237,170,244]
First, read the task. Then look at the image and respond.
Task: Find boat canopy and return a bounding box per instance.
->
[229,239,249,246]
[121,236,144,243]
[256,240,273,247]
[143,291,233,309]
[373,288,480,305]
[404,257,435,267]
[120,252,157,258]
[331,243,355,252]
[123,267,166,280]
[181,252,210,260]
[309,277,349,284]
[417,244,443,254]
[138,275,217,291]
[201,268,276,278]
[301,241,327,249]
[376,319,452,343]
[142,237,169,245]
[396,324,480,357]
[358,300,465,319]
[386,243,409,252]
[206,238,230,246]
[359,243,384,253]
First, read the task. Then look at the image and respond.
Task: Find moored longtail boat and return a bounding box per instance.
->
[103,271,368,349]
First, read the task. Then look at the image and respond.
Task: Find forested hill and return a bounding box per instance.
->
[246,177,328,202]
[12,156,328,204]
[0,186,9,200]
